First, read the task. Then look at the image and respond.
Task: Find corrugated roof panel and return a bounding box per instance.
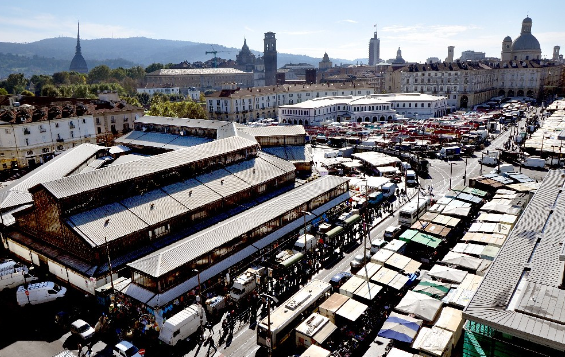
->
[120,189,188,226]
[41,137,257,199]
[196,168,250,197]
[67,202,149,246]
[127,176,349,277]
[160,179,221,210]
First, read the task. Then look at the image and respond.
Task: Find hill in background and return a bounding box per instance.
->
[0,37,364,78]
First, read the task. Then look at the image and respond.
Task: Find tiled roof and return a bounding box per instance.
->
[127,175,349,277]
[464,169,565,351]
[41,136,258,199]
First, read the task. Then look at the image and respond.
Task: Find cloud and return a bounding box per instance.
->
[337,19,358,24]
[244,26,254,32]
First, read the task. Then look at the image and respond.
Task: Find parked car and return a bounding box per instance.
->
[329,271,352,290]
[70,319,95,341]
[113,340,144,357]
[350,252,372,272]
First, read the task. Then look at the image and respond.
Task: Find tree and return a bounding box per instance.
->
[41,84,61,97]
[145,63,164,73]
[148,100,207,119]
[110,67,127,81]
[30,74,54,95]
[136,92,150,106]
[121,96,142,107]
[126,66,146,80]
[88,65,111,83]
[5,73,28,94]
[0,88,8,95]
[21,90,34,96]
[53,72,71,85]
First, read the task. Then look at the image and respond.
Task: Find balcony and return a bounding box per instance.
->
[56,138,64,143]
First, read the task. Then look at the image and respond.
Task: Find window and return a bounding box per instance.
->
[26,150,33,155]
[25,139,29,146]
[70,131,74,138]
[96,118,100,125]
[57,145,63,150]
[110,116,115,123]
[42,148,49,153]
[97,127,102,134]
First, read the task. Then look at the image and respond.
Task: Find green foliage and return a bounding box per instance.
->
[41,84,61,97]
[88,65,111,83]
[20,90,34,96]
[5,73,28,94]
[111,67,127,81]
[30,74,54,94]
[199,92,206,103]
[136,92,150,106]
[0,52,138,79]
[121,96,142,107]
[145,63,164,73]
[148,100,207,119]
[0,88,8,95]
[126,66,146,80]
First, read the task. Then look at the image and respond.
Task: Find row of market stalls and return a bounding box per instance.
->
[368,183,526,356]
[298,172,535,357]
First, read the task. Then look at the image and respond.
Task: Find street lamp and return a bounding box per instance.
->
[300,210,315,268]
[192,268,204,336]
[260,293,279,357]
[449,162,457,190]
[103,218,114,291]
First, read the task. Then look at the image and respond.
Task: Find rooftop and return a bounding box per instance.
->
[148,68,249,76]
[127,175,349,277]
[39,136,258,200]
[464,169,565,351]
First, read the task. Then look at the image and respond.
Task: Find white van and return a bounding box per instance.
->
[405,170,418,187]
[324,150,342,158]
[16,281,67,306]
[293,234,317,253]
[159,304,206,346]
[523,157,545,169]
[0,267,38,291]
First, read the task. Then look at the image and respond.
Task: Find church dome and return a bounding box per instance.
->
[503,36,512,42]
[522,16,532,24]
[511,33,541,51]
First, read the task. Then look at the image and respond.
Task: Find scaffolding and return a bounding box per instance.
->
[463,320,562,357]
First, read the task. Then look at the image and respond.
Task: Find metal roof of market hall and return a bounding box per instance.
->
[66,152,295,247]
[464,169,565,352]
[127,175,349,278]
[40,136,258,199]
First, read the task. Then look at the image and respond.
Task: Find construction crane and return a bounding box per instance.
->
[205,46,232,68]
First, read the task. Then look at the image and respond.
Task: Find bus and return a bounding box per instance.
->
[398,197,431,227]
[257,280,332,351]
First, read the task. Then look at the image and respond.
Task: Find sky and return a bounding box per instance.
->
[1,1,565,64]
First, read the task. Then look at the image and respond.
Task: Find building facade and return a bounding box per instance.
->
[264,32,278,86]
[399,60,563,110]
[0,107,96,170]
[206,83,374,123]
[277,92,447,125]
[145,68,254,91]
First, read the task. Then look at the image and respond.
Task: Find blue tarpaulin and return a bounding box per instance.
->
[377,312,423,343]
